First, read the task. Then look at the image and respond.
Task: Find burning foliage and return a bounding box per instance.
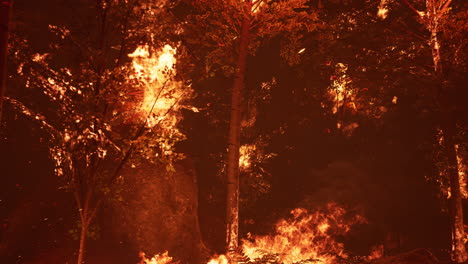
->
[124,43,196,165]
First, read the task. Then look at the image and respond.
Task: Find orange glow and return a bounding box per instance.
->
[368,244,384,260]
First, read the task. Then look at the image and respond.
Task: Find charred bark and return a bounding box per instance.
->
[0,0,12,122]
[226,0,251,255]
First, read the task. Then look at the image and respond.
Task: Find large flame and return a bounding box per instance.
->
[241,203,366,264]
[128,44,193,128]
[126,44,196,161]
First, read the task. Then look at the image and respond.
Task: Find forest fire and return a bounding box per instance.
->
[2,1,468,264]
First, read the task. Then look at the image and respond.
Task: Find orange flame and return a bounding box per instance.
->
[239,144,256,170]
[206,254,228,264]
[128,44,195,128]
[367,244,384,260]
[138,251,174,264]
[455,144,468,199]
[328,63,355,115]
[241,203,366,264]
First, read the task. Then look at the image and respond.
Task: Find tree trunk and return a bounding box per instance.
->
[226,0,251,256]
[425,1,466,261]
[442,119,467,263]
[77,220,87,264]
[0,0,12,122]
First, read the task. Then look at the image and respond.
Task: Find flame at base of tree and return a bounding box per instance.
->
[140,203,368,264]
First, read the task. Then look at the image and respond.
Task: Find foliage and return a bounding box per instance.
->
[175,0,321,78]
[8,0,192,199]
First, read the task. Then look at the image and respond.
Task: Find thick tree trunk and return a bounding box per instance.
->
[226,0,251,256]
[442,119,467,263]
[0,0,12,122]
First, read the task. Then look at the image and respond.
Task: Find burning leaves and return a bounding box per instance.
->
[239,144,256,171]
[128,44,195,128]
[328,63,355,116]
[327,63,361,137]
[124,44,197,164]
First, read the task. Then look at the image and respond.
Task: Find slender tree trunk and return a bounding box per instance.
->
[442,118,467,263]
[0,0,13,122]
[74,186,95,264]
[425,1,466,261]
[77,220,88,264]
[226,0,251,256]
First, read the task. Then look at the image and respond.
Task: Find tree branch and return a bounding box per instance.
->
[400,0,424,17]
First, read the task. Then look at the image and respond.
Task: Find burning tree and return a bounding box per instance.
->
[6,1,194,263]
[298,0,468,261]
[176,0,321,258]
[396,0,468,261]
